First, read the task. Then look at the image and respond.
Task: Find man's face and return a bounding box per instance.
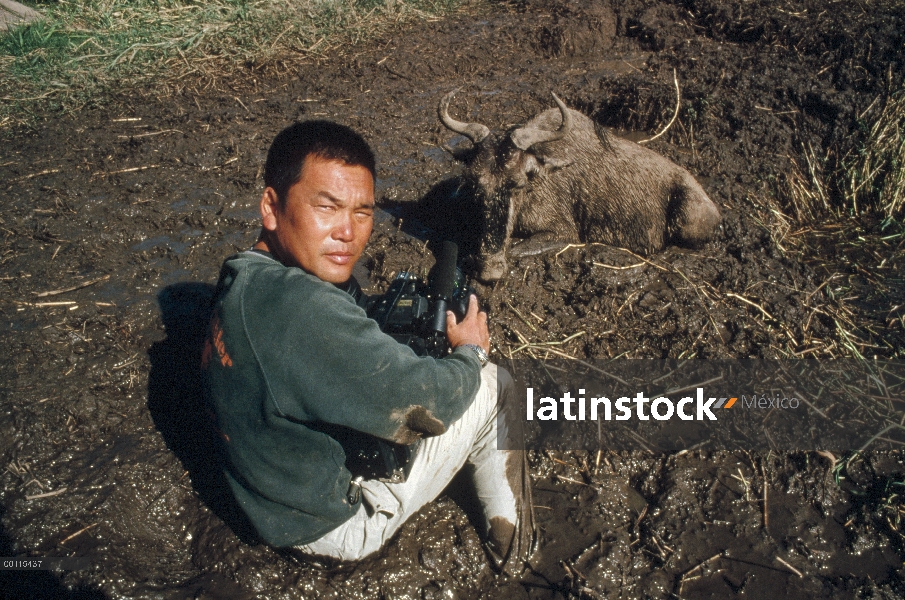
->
[260,155,374,284]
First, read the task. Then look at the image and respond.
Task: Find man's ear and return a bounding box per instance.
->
[260,187,280,232]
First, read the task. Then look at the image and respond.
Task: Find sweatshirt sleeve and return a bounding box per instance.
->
[240,264,482,444]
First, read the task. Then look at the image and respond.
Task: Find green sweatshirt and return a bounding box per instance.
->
[201,250,481,547]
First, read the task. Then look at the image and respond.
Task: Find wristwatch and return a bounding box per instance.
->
[459,344,489,367]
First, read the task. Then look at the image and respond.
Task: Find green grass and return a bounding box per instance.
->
[0,0,467,126]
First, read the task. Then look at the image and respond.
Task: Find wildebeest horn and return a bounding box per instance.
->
[438,90,490,145]
[510,93,573,151]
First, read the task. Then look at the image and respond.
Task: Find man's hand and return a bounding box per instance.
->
[446,294,490,354]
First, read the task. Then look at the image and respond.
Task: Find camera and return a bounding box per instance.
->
[365,267,474,359]
[337,241,478,483]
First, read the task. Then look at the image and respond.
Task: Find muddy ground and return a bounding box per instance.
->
[2,0,905,597]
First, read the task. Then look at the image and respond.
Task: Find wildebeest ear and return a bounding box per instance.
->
[523,154,540,175]
[443,143,478,163]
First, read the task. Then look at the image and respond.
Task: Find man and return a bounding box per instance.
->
[202,120,534,572]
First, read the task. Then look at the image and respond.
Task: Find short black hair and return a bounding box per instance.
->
[264,120,376,204]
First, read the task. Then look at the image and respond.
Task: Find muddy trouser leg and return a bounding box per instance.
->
[467,366,535,574]
[296,364,535,571]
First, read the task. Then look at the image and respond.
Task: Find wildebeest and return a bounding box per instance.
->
[438,91,721,281]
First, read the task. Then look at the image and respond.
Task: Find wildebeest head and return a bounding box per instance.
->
[439,90,574,280]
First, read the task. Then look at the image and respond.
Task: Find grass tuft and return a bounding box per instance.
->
[781,86,905,222]
[844,89,905,219]
[0,0,468,126]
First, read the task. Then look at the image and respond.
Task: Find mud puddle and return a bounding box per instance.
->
[2,0,905,598]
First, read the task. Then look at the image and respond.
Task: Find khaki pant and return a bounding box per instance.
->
[297,364,532,570]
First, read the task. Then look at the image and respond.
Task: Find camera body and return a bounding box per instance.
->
[337,243,478,483]
[365,268,474,359]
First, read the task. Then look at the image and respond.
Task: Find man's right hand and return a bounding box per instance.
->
[446,294,490,354]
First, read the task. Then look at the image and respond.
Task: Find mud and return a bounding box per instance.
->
[2,0,904,598]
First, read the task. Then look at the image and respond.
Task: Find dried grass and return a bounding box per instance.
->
[781,86,905,222]
[844,89,905,219]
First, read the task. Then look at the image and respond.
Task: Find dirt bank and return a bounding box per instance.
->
[1,0,904,598]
